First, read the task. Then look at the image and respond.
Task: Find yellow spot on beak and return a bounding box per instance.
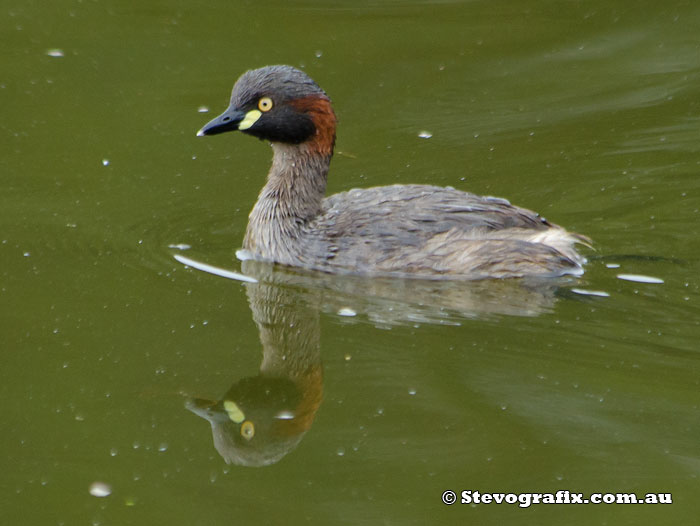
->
[238,109,262,130]
[223,400,245,423]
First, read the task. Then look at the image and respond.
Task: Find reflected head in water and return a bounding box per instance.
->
[187,373,320,467]
[187,275,322,467]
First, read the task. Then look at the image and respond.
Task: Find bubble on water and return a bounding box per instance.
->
[102,159,110,166]
[89,481,111,497]
[275,410,295,420]
[46,49,64,57]
[197,106,209,113]
[337,307,356,317]
[418,131,433,139]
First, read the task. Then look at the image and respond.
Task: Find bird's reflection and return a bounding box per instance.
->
[186,270,323,467]
[185,256,575,466]
[238,257,571,325]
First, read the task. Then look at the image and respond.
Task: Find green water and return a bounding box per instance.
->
[3,0,699,524]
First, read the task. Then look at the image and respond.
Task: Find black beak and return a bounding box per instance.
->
[196,104,245,137]
[185,398,230,423]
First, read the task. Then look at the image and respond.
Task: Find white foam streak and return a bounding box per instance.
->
[174,254,258,283]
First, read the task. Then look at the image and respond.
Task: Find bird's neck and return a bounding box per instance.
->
[244,143,331,261]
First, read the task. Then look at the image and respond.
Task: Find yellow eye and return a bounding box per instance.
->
[258,97,273,112]
[240,420,255,441]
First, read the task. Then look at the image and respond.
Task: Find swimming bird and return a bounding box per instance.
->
[197,65,588,279]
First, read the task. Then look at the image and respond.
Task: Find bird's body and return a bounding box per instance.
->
[198,65,588,279]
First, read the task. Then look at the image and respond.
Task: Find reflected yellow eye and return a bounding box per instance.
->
[258,97,273,112]
[240,420,255,441]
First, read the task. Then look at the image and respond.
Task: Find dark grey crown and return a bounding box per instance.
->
[230,65,327,107]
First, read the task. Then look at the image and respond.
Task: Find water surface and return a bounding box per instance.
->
[2,0,700,524]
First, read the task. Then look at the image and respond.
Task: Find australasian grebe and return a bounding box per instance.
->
[197,65,589,279]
